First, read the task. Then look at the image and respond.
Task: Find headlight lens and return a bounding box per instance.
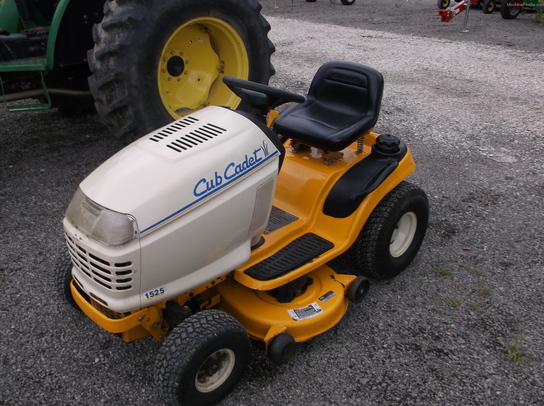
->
[65,188,139,247]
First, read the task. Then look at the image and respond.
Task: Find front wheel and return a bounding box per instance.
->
[344,181,429,280]
[156,310,251,406]
[53,250,80,311]
[88,0,275,143]
[482,0,496,13]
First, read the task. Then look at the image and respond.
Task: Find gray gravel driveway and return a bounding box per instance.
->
[1,3,543,405]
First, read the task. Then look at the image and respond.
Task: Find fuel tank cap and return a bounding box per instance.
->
[374,133,401,154]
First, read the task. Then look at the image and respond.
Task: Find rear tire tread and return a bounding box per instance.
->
[88,0,274,143]
[345,181,429,280]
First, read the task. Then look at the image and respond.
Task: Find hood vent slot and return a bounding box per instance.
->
[148,115,227,153]
[166,123,227,153]
[148,116,200,142]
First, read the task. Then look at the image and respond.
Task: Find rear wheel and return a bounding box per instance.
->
[344,181,429,280]
[157,310,251,406]
[500,0,522,18]
[88,0,275,142]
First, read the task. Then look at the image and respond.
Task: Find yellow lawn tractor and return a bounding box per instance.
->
[57,61,429,406]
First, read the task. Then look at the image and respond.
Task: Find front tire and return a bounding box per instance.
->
[345,181,429,280]
[88,0,275,142]
[482,0,496,13]
[53,250,79,310]
[157,310,251,406]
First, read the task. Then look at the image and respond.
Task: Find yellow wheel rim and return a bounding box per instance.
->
[158,17,249,119]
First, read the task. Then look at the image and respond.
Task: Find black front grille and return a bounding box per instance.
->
[65,234,134,291]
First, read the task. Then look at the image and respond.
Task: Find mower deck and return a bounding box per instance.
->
[218,265,356,343]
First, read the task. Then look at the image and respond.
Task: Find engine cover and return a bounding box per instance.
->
[69,106,281,312]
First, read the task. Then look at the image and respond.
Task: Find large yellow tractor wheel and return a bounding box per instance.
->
[88,0,275,142]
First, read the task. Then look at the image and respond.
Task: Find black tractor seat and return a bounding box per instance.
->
[273,61,384,152]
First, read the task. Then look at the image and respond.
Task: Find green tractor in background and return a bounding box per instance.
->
[0,0,275,141]
[500,0,544,19]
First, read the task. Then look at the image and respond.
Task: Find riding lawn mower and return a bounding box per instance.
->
[57,61,429,405]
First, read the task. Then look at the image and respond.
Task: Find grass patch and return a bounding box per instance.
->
[460,264,491,299]
[476,284,491,297]
[507,337,533,365]
[432,265,454,277]
[0,274,8,283]
[444,297,462,308]
[461,264,487,278]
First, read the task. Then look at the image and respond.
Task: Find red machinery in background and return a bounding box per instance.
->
[437,0,497,22]
[437,0,534,22]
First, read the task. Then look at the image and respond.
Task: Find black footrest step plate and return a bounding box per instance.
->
[264,206,298,234]
[245,233,334,281]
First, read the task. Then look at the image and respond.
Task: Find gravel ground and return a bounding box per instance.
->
[262,0,544,53]
[1,2,543,405]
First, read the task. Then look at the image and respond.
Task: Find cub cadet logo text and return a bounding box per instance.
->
[193,144,270,197]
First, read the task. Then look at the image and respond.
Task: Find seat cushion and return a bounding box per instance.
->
[273,62,383,151]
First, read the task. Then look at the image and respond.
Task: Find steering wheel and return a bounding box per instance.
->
[223,76,304,111]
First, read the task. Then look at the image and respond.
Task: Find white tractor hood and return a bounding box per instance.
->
[79,106,280,237]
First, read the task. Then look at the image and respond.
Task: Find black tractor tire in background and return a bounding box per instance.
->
[88,0,275,143]
[341,0,356,5]
[344,181,429,280]
[500,0,522,18]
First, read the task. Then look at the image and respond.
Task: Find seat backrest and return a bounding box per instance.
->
[273,62,384,151]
